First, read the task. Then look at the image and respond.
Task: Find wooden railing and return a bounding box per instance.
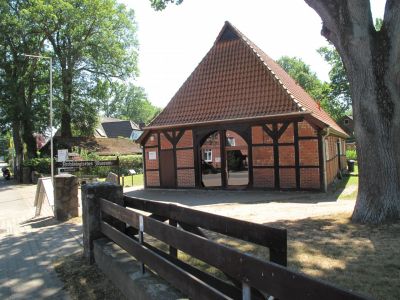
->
[94,194,367,300]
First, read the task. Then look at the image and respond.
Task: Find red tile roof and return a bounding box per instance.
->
[147,22,347,137]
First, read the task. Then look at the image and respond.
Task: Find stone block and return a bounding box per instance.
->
[82,182,123,264]
[54,174,79,221]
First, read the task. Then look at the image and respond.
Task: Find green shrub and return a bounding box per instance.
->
[23,154,143,178]
[346,149,357,160]
[23,158,51,174]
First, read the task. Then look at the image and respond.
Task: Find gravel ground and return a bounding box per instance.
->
[125,185,356,224]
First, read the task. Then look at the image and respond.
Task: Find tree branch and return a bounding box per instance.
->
[384,0,400,75]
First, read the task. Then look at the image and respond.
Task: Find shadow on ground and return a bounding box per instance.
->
[264,214,400,300]
[0,216,82,299]
[125,174,356,207]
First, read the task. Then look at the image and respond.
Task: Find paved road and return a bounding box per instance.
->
[0,179,82,299]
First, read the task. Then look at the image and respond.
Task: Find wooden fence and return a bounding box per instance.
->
[82,184,368,300]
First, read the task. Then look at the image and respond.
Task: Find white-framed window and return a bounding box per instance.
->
[203,149,212,162]
[227,137,236,146]
[344,119,349,125]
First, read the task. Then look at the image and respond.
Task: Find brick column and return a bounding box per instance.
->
[54,174,79,221]
[82,182,123,264]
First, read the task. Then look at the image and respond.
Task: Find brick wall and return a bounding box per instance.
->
[177,130,193,148]
[176,130,195,188]
[250,120,320,190]
[279,146,295,166]
[160,133,173,149]
[146,171,160,187]
[144,133,160,187]
[177,169,195,187]
[252,146,274,166]
[325,135,347,186]
[299,140,319,166]
[145,149,159,170]
[177,149,194,168]
[298,121,317,137]
[253,168,274,188]
[252,126,273,144]
[280,168,296,188]
[300,168,320,189]
[279,123,294,143]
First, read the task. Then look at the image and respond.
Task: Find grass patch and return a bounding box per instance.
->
[53,251,126,300]
[144,212,399,299]
[330,165,359,200]
[98,174,144,187]
[272,213,400,300]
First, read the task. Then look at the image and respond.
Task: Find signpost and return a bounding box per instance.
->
[55,159,120,182]
[34,177,54,217]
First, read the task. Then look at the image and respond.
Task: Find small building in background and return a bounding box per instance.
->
[95,117,143,141]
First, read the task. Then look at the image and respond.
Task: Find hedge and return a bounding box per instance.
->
[23,154,143,178]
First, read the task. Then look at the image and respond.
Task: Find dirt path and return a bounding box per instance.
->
[125,187,356,224]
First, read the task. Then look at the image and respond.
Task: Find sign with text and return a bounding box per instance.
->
[148,151,157,160]
[56,160,118,168]
[57,149,68,162]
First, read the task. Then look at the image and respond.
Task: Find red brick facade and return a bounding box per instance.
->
[143,120,346,190]
[325,135,347,186]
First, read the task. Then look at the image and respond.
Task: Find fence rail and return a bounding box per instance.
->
[96,195,367,300]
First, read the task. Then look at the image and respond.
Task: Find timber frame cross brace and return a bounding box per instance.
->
[162,130,185,146]
[262,122,291,189]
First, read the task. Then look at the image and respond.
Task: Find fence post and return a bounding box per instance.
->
[169,219,178,258]
[138,215,145,274]
[242,282,251,300]
[269,231,288,267]
[82,182,123,264]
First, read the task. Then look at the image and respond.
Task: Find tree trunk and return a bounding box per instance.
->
[305,0,400,223]
[12,121,23,183]
[61,68,73,137]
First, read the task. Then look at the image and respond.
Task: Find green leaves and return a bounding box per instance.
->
[277,54,350,121]
[94,81,160,125]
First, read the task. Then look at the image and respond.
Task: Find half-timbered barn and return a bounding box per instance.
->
[138,22,348,191]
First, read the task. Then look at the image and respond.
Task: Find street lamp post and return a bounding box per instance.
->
[23,54,54,184]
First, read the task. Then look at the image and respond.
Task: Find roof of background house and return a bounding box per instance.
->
[146,21,347,137]
[99,117,140,139]
[43,137,141,156]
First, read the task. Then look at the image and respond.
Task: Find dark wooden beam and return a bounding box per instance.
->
[294,122,300,190]
[175,129,185,145]
[272,123,280,189]
[101,222,230,300]
[318,130,325,191]
[220,130,227,188]
[123,197,287,266]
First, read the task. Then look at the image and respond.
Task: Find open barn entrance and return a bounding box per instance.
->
[226,130,248,188]
[200,132,223,188]
[199,130,249,189]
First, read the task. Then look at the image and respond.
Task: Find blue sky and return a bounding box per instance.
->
[122,0,385,108]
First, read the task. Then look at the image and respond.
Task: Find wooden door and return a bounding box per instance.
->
[160,150,176,188]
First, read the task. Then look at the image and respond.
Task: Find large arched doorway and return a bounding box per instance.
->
[200,131,223,188]
[199,129,249,188]
[225,130,249,188]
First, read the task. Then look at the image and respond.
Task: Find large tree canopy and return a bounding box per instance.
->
[94,81,161,125]
[0,0,51,179]
[31,0,139,137]
[276,56,348,121]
